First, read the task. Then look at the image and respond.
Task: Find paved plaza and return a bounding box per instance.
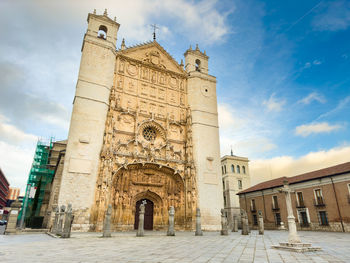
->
[1,230,349,263]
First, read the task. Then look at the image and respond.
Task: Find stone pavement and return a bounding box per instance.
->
[0,230,349,263]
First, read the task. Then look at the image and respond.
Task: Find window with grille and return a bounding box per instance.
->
[143,127,156,141]
[314,189,324,205]
[318,211,328,225]
[272,196,279,209]
[253,214,258,225]
[275,213,281,225]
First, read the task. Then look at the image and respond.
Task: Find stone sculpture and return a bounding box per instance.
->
[136,201,146,237]
[57,205,66,236]
[232,215,238,232]
[272,180,321,252]
[103,204,113,237]
[241,209,249,235]
[195,207,203,236]
[258,210,264,235]
[51,206,59,234]
[62,203,73,238]
[167,206,175,236]
[220,209,228,235]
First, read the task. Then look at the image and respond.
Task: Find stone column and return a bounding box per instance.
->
[103,204,112,238]
[62,204,73,238]
[220,209,228,235]
[232,215,238,232]
[56,205,66,236]
[167,206,175,236]
[258,210,264,235]
[241,210,248,235]
[195,208,203,236]
[51,206,59,234]
[5,199,21,234]
[280,180,301,243]
[136,201,145,237]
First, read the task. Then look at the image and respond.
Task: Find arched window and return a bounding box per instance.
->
[98,25,108,39]
[243,166,246,174]
[231,164,235,173]
[195,59,201,72]
[224,165,227,174]
[237,165,240,174]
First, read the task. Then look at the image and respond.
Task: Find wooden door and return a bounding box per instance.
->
[134,199,154,230]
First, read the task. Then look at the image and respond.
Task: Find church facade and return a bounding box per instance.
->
[55,10,223,231]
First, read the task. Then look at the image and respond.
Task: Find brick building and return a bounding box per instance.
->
[238,162,350,232]
[0,168,10,209]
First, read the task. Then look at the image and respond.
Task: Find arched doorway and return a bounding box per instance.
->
[134,199,154,230]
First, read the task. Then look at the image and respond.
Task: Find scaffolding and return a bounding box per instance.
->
[18,138,55,228]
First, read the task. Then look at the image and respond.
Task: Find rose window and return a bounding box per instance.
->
[143,127,156,141]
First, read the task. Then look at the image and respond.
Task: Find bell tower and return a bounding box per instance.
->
[57,10,120,231]
[185,45,223,230]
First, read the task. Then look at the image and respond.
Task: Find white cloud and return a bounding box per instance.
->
[250,144,350,186]
[0,141,36,194]
[0,114,37,145]
[318,96,350,120]
[262,93,286,112]
[28,0,233,45]
[295,122,342,137]
[218,103,278,157]
[298,92,326,104]
[313,60,322,65]
[312,0,350,32]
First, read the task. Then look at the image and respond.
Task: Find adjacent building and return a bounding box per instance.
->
[221,152,250,227]
[0,168,10,209]
[7,187,20,201]
[238,162,350,232]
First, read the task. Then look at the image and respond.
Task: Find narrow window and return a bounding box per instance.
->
[318,211,329,226]
[251,199,256,212]
[98,25,108,39]
[224,165,227,174]
[314,189,324,205]
[272,196,279,209]
[242,166,246,174]
[253,214,258,225]
[222,180,225,190]
[221,166,224,175]
[237,165,240,173]
[297,192,304,207]
[195,59,201,72]
[223,194,227,207]
[275,213,281,225]
[238,180,242,190]
[231,164,235,173]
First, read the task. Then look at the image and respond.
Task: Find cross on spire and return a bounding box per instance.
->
[150,24,159,41]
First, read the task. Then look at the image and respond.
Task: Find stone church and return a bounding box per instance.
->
[54,10,223,232]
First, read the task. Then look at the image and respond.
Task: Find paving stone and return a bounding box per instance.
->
[0,230,349,262]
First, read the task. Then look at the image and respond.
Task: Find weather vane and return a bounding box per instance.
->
[150,24,159,41]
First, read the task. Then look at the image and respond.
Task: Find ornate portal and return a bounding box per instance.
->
[90,42,197,231]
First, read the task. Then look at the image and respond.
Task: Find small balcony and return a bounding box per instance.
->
[314,199,326,207]
[272,205,280,211]
[296,201,306,208]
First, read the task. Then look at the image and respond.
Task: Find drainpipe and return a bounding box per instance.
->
[330,177,345,232]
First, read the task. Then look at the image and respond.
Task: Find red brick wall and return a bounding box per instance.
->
[239,176,350,232]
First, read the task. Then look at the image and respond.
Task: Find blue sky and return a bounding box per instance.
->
[0,0,349,191]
